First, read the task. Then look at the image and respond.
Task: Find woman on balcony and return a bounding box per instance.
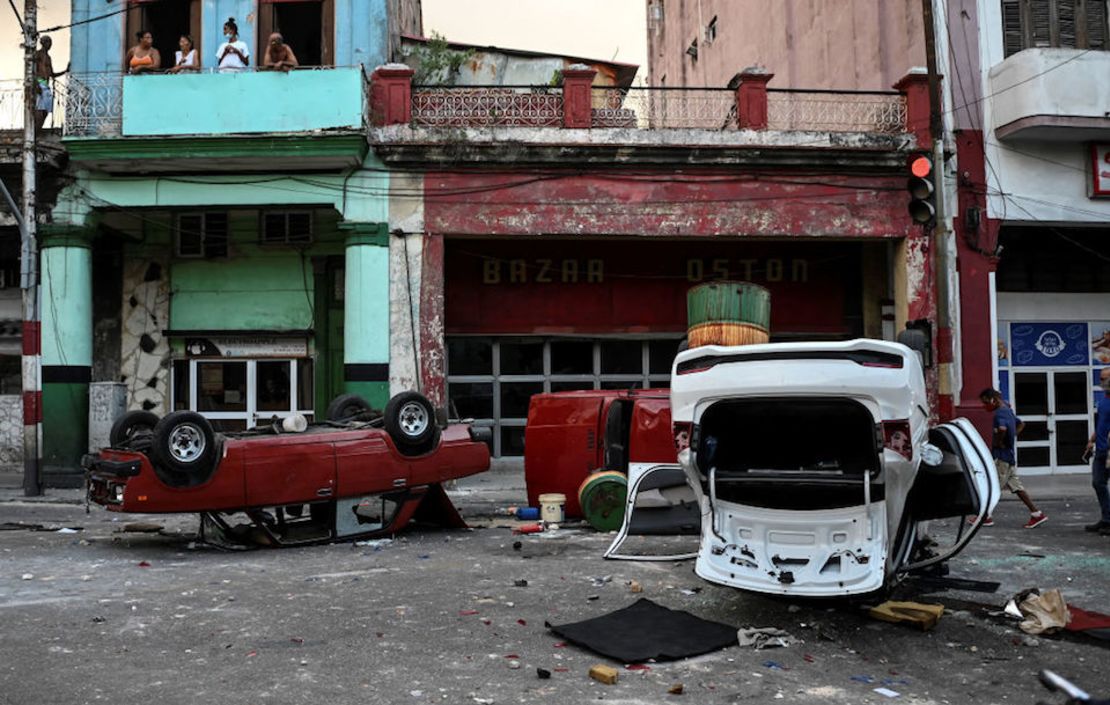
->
[125,31,161,74]
[167,35,199,74]
[217,18,250,73]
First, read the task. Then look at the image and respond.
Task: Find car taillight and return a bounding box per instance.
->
[882,420,913,461]
[673,422,692,453]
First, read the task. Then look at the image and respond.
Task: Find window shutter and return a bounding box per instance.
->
[203,213,229,258]
[262,213,285,245]
[1002,0,1025,56]
[1059,0,1077,45]
[286,213,312,244]
[1030,0,1053,46]
[1088,0,1108,48]
[177,214,204,257]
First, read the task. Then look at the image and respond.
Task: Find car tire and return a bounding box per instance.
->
[109,410,160,451]
[150,411,218,485]
[384,391,439,456]
[325,393,373,422]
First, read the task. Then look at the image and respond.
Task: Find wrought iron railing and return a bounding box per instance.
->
[411,86,564,128]
[0,77,67,131]
[63,73,122,136]
[766,89,907,134]
[591,87,738,129]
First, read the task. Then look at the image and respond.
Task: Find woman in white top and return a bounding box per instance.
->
[216,17,249,72]
[167,34,199,73]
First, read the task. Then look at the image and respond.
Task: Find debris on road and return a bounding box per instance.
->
[668,683,684,695]
[873,686,901,698]
[589,664,619,685]
[122,522,163,533]
[354,538,392,549]
[868,601,945,631]
[629,580,643,593]
[1011,588,1069,635]
[514,523,544,535]
[737,627,801,650]
[536,668,551,679]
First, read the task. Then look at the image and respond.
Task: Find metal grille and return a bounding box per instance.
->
[0,77,67,131]
[411,87,563,128]
[63,73,123,137]
[591,87,737,129]
[766,91,907,134]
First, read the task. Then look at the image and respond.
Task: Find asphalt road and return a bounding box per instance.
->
[0,470,1108,705]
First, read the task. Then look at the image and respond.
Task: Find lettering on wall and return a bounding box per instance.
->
[685,258,809,283]
[482,258,605,284]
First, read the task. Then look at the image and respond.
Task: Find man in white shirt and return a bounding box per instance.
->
[217,17,250,72]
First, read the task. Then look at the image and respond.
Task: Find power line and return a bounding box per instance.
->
[6,0,21,27]
[39,3,149,34]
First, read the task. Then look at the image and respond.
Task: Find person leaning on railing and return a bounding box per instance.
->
[126,31,161,74]
[34,35,68,129]
[166,34,199,74]
[262,33,299,72]
[217,18,250,73]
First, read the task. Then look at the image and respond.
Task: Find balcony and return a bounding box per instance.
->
[62,67,368,173]
[990,48,1110,140]
[369,65,923,169]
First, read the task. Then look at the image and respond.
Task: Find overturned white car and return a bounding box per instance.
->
[607,339,1000,598]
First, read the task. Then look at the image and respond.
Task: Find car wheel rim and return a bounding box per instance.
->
[398,402,429,437]
[168,423,205,463]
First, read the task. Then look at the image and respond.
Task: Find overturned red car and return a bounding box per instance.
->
[83,391,491,546]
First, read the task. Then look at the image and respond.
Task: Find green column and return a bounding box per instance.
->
[341,223,390,409]
[41,227,94,487]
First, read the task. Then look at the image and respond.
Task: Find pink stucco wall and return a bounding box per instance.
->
[647,0,927,90]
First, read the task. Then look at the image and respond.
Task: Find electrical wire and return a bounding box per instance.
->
[7,0,22,28]
[39,2,151,34]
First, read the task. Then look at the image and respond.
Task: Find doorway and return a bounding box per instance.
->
[126,0,200,71]
[1012,370,1092,473]
[172,358,315,431]
[258,0,335,67]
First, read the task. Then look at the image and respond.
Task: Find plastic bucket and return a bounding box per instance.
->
[538,493,567,523]
[577,471,628,532]
[687,281,771,348]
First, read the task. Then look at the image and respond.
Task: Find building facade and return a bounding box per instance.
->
[39,0,421,486]
[947,0,1110,475]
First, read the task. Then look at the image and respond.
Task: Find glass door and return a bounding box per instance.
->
[175,358,314,432]
[1013,370,1092,474]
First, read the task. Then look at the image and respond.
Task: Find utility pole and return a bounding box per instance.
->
[921,0,954,416]
[21,0,42,496]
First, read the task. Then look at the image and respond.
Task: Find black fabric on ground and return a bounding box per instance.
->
[547,598,736,663]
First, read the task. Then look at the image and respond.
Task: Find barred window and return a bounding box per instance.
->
[1002,0,1109,57]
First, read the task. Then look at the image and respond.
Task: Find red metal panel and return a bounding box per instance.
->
[334,432,403,496]
[244,435,337,507]
[627,395,677,464]
[445,239,859,336]
[524,392,607,517]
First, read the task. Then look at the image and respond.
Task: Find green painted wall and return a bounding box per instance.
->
[344,241,390,364]
[42,245,93,367]
[345,381,389,409]
[43,382,88,479]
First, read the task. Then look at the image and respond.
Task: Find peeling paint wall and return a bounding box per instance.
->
[120,257,172,414]
[388,172,425,397]
[0,394,21,468]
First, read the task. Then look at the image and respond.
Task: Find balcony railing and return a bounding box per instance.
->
[0,77,68,131]
[766,89,907,134]
[371,66,926,139]
[60,66,366,138]
[591,87,737,130]
[411,86,563,127]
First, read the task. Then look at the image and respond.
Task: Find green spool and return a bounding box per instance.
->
[686,281,771,329]
[578,471,628,532]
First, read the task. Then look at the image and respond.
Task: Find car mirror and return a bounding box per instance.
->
[920,442,944,467]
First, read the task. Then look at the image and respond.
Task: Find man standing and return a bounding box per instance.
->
[34,35,68,129]
[979,388,1048,529]
[1084,368,1110,535]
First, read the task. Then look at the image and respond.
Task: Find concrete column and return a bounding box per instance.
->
[342,222,390,408]
[40,226,94,486]
[894,69,932,148]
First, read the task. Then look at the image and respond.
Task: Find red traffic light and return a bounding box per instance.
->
[910,155,932,178]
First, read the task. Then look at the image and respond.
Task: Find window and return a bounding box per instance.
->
[261,211,313,246]
[125,0,201,70]
[446,337,682,457]
[257,0,335,67]
[1002,0,1108,57]
[686,38,698,60]
[172,358,314,432]
[706,16,718,44]
[176,213,229,259]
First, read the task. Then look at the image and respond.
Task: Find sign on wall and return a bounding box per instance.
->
[185,337,308,358]
[1009,322,1089,366]
[1092,144,1110,198]
[1091,321,1110,366]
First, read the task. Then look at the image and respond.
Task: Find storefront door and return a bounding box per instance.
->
[1012,369,1091,474]
[173,358,314,432]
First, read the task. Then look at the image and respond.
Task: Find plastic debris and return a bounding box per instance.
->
[459,610,480,616]
[507,660,521,670]
[536,668,551,679]
[629,580,643,594]
[514,523,544,535]
[1011,588,1070,635]
[137,561,151,568]
[851,675,877,684]
[868,601,944,631]
[762,661,786,670]
[354,538,392,549]
[590,575,613,587]
[514,579,528,587]
[874,687,901,698]
[517,619,527,626]
[589,664,619,685]
[737,627,800,650]
[668,683,684,695]
[20,573,32,581]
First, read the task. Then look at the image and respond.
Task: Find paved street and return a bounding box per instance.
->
[1,466,1108,705]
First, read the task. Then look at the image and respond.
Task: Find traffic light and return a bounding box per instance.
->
[907,154,935,224]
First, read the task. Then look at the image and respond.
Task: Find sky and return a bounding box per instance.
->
[0,0,646,81]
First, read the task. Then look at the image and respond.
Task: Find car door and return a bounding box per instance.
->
[603,463,701,561]
[901,417,1000,573]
